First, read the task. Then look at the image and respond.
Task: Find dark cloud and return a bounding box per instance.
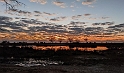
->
[92,23,100,26]
[0,15,123,36]
[0,16,29,32]
[98,23,124,35]
[108,23,124,29]
[21,18,28,19]
[43,12,56,16]
[105,22,114,25]
[7,9,32,16]
[34,15,41,17]
[72,15,82,20]
[50,18,59,21]
[92,22,114,26]
[84,14,91,16]
[101,17,109,19]
[50,16,67,22]
[69,28,84,34]
[15,17,20,19]
[65,21,86,34]
[70,21,85,25]
[20,19,45,25]
[33,11,43,18]
[84,27,104,35]
[0,27,10,32]
[0,16,13,21]
[107,23,124,33]
[34,11,42,14]
[17,10,31,14]
[85,27,103,31]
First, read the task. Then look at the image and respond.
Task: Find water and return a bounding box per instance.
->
[12,58,64,67]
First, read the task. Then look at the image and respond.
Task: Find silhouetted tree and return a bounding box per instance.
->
[1,0,25,10]
[1,41,9,44]
[49,36,55,43]
[58,38,63,43]
[68,37,73,43]
[84,38,88,43]
[84,35,88,43]
[75,38,80,43]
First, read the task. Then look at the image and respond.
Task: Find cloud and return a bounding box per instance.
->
[0,16,85,34]
[101,17,109,19]
[50,16,67,22]
[108,23,124,31]
[0,0,4,2]
[82,0,96,7]
[103,22,114,25]
[53,0,67,8]
[70,5,75,8]
[65,21,86,34]
[72,15,82,20]
[84,14,91,16]
[0,16,13,21]
[85,27,103,32]
[0,15,123,36]
[50,18,60,22]
[76,0,80,1]
[69,21,85,25]
[85,27,104,35]
[92,23,100,26]
[15,17,21,19]
[7,9,32,16]
[6,9,32,17]
[0,16,30,32]
[101,23,124,35]
[30,0,47,5]
[43,12,56,16]
[34,11,42,14]
[33,11,42,17]
[21,18,28,20]
[17,10,32,15]
[20,19,43,25]
[92,22,114,26]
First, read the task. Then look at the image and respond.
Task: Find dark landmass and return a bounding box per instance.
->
[0,45,124,58]
[0,41,124,48]
[0,41,124,73]
[0,43,124,65]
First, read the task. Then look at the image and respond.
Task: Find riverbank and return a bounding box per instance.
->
[0,64,124,73]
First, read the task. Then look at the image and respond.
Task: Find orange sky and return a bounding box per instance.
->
[0,32,124,42]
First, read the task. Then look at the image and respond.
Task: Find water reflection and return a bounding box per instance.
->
[15,58,64,67]
[33,46,108,51]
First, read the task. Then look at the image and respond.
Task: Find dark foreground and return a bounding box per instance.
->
[0,45,124,73]
[0,64,124,73]
[0,53,124,73]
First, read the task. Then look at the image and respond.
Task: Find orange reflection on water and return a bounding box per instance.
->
[75,46,108,51]
[33,46,70,51]
[33,46,108,51]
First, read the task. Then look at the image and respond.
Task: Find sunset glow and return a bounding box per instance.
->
[0,0,124,43]
[0,32,124,42]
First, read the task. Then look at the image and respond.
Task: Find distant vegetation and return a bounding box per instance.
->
[0,41,124,59]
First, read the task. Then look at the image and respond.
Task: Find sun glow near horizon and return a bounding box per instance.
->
[0,0,124,43]
[0,32,124,43]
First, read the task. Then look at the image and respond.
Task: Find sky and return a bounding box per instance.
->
[0,0,124,42]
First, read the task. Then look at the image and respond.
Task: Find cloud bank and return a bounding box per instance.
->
[30,0,47,5]
[53,0,66,8]
[82,0,96,7]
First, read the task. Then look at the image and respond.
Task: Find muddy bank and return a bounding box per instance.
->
[0,64,124,73]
